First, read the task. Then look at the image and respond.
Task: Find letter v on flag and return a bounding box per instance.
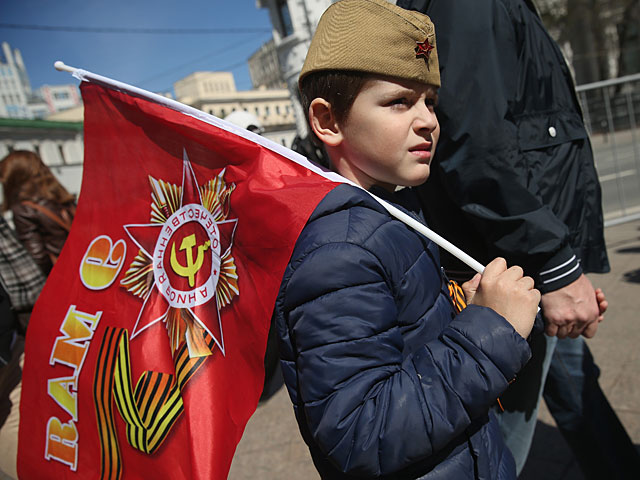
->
[17,71,339,479]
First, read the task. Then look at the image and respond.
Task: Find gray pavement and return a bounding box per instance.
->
[229,219,640,480]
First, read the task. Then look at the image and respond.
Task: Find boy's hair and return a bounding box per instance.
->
[299,70,368,146]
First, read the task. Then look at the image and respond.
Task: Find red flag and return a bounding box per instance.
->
[18,81,338,479]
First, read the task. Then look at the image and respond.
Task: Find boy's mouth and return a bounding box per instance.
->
[409,142,433,159]
[409,143,432,151]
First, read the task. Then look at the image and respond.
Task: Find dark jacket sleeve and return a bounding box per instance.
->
[11,203,52,274]
[279,228,530,476]
[402,0,582,292]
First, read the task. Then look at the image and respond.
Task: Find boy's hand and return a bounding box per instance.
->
[540,274,601,339]
[461,273,481,304]
[465,258,540,339]
[595,288,608,316]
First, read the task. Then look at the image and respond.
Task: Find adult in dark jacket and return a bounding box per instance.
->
[274,185,531,479]
[0,151,75,275]
[396,0,640,477]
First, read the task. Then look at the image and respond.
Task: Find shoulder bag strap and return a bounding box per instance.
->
[20,200,72,232]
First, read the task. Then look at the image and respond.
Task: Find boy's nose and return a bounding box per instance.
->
[414,106,438,133]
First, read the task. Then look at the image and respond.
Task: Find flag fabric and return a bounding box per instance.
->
[17,79,339,479]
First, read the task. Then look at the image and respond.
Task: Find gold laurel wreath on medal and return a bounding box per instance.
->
[119,169,239,357]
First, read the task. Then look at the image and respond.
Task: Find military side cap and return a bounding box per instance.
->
[299,0,440,88]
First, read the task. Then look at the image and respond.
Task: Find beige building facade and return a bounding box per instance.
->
[174,71,237,102]
[174,71,297,146]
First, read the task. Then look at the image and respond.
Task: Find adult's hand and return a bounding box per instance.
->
[541,274,601,339]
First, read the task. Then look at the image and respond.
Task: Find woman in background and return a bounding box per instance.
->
[0,150,75,275]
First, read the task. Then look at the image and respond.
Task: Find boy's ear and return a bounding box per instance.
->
[308,98,343,147]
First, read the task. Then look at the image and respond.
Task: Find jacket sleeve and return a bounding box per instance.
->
[11,204,52,274]
[419,0,581,292]
[279,234,530,476]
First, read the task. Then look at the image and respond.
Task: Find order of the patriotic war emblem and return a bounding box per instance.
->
[89,149,240,478]
[122,149,239,359]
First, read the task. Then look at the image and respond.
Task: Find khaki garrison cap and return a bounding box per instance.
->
[299,0,440,88]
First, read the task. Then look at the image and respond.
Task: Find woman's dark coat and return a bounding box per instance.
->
[11,199,73,275]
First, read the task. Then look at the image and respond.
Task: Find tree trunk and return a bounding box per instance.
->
[566,0,603,83]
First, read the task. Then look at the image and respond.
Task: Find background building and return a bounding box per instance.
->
[0,117,84,195]
[257,0,334,137]
[38,84,81,117]
[174,71,237,101]
[249,39,286,90]
[1,42,81,119]
[0,41,32,119]
[174,71,297,147]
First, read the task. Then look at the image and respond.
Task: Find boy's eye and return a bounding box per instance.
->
[389,98,410,107]
[425,96,439,108]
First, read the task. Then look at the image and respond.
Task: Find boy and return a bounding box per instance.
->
[273,0,540,478]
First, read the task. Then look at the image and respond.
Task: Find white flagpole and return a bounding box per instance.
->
[371,200,484,273]
[54,61,485,275]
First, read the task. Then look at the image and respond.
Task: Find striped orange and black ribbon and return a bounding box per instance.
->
[447,279,467,313]
[93,326,214,480]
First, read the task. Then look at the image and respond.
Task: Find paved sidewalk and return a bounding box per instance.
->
[229,219,640,480]
[519,219,640,479]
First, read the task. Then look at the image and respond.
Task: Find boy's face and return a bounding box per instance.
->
[335,76,439,191]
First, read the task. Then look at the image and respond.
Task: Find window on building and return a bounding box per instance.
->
[265,106,270,115]
[54,91,70,100]
[220,108,226,117]
[275,105,280,115]
[254,107,259,115]
[276,0,294,37]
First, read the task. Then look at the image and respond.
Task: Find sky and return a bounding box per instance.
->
[0,0,275,94]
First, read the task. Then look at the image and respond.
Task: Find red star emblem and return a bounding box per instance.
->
[123,149,238,358]
[415,39,434,66]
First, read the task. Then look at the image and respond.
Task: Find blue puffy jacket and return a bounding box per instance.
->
[274,184,531,479]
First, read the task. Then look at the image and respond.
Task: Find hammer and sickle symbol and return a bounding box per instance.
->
[170,233,211,288]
